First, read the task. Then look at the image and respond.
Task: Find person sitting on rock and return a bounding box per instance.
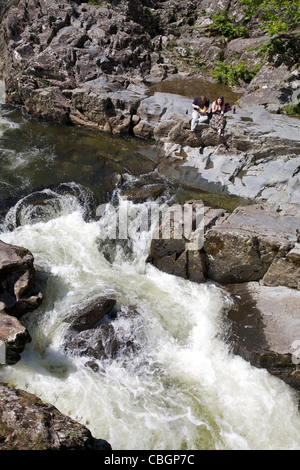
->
[210,95,226,136]
[189,95,210,139]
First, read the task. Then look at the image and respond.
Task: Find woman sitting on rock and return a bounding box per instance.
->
[189,95,210,139]
[210,96,226,136]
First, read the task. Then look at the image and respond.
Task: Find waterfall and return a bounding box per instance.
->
[1,191,300,450]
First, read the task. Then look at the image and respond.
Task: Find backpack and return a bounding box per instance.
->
[224,103,231,113]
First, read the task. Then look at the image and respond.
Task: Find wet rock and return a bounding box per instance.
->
[63,303,139,364]
[0,240,43,317]
[0,312,31,365]
[187,250,207,283]
[64,321,134,361]
[0,382,111,450]
[121,183,166,203]
[0,240,42,365]
[66,296,117,332]
[224,282,300,392]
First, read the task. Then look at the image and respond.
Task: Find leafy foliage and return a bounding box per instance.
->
[238,0,300,35]
[209,11,249,39]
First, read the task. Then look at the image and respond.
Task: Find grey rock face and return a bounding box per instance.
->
[225,282,300,392]
[149,202,300,289]
[204,204,300,288]
[157,104,300,207]
[0,240,43,317]
[0,312,31,365]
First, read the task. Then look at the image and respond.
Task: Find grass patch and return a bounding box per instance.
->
[281,103,300,119]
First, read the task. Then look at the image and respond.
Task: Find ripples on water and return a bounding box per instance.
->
[1,88,300,450]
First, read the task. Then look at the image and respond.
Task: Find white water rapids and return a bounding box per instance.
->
[1,192,300,450]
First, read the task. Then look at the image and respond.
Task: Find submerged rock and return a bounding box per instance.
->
[66,296,117,332]
[0,382,111,450]
[63,299,140,366]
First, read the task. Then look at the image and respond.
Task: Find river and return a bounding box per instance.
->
[1,84,300,450]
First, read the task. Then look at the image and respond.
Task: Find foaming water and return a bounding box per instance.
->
[1,182,95,230]
[1,195,300,450]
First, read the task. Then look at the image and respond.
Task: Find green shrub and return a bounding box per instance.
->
[209,11,249,39]
[258,35,300,66]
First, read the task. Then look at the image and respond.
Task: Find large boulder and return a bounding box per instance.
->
[0,240,43,317]
[204,204,300,288]
[0,312,31,365]
[0,382,111,450]
[225,282,300,391]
